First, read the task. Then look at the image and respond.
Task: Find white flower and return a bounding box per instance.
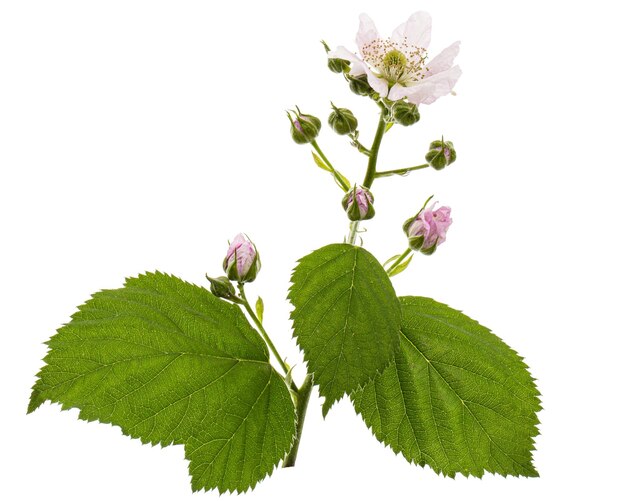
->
[330,12,461,105]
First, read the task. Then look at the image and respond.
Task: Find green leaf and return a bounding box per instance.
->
[311,151,332,171]
[332,170,351,192]
[388,254,413,277]
[255,296,264,323]
[352,296,540,477]
[383,254,401,267]
[289,244,401,416]
[28,272,296,494]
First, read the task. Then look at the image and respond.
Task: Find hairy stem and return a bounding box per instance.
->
[347,221,360,245]
[375,163,430,178]
[283,373,314,467]
[362,112,388,188]
[349,133,371,156]
[238,284,295,388]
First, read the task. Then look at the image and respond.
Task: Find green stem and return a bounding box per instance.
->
[283,373,314,468]
[347,221,360,245]
[386,248,412,276]
[362,112,388,188]
[375,164,430,178]
[311,140,350,192]
[349,134,371,156]
[238,284,293,382]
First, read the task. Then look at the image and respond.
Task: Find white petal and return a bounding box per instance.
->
[356,13,380,53]
[391,11,432,49]
[387,83,408,101]
[405,65,462,105]
[329,46,367,76]
[330,45,389,96]
[363,67,389,97]
[426,41,461,76]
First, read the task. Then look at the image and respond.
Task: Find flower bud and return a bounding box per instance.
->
[342,186,375,221]
[328,57,350,73]
[223,233,261,283]
[403,202,452,254]
[328,104,358,135]
[392,101,420,126]
[321,40,350,73]
[425,139,457,170]
[288,108,322,145]
[348,74,373,96]
[206,275,237,301]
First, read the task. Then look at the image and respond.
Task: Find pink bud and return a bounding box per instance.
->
[407,203,452,252]
[342,186,375,221]
[223,233,260,282]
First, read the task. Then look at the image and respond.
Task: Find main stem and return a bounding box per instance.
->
[287,107,390,467]
[283,373,313,467]
[345,110,387,245]
[362,112,387,189]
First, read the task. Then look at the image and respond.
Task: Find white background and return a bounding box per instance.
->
[1,0,625,499]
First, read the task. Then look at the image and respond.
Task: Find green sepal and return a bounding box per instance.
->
[206,275,238,301]
[392,101,420,126]
[328,104,358,135]
[408,235,425,252]
[348,74,373,96]
[426,139,456,170]
[420,241,438,255]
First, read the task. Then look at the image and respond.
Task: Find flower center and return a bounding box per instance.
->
[361,38,428,87]
[383,49,407,71]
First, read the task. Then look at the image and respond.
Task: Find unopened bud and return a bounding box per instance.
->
[321,40,351,73]
[223,233,261,283]
[342,186,375,221]
[425,139,457,170]
[328,57,350,73]
[206,276,237,301]
[392,101,420,126]
[348,74,373,96]
[403,202,452,254]
[328,104,358,135]
[288,108,322,145]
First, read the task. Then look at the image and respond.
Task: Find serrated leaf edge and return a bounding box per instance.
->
[27,271,298,495]
[287,245,401,417]
[349,296,542,479]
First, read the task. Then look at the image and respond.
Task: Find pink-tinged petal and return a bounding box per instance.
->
[329,45,388,96]
[426,41,461,76]
[226,233,246,260]
[236,242,256,276]
[391,11,432,49]
[405,65,462,105]
[363,66,389,97]
[329,46,367,76]
[387,83,409,101]
[356,13,380,53]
